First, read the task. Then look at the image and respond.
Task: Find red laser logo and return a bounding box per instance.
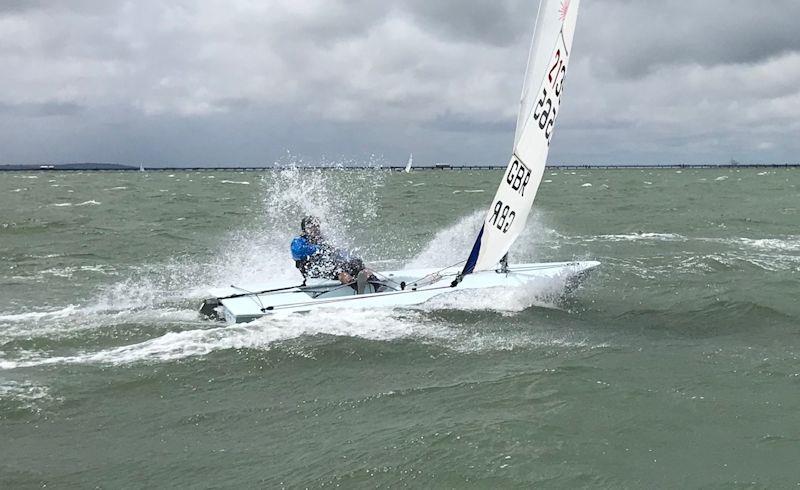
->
[559,0,570,21]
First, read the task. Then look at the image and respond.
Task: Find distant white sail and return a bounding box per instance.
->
[404,153,413,173]
[461,0,580,276]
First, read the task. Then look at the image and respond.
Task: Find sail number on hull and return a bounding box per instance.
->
[532,30,570,146]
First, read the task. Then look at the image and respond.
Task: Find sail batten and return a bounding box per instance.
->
[460,0,580,278]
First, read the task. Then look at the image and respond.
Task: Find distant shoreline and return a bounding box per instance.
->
[1,163,798,172]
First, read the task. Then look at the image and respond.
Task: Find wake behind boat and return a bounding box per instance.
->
[201,0,593,324]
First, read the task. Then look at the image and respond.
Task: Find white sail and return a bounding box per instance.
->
[461,0,580,276]
[404,153,413,173]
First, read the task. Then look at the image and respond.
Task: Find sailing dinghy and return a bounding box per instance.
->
[201,0,598,324]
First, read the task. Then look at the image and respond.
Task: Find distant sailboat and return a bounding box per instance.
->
[139,163,145,172]
[404,153,413,173]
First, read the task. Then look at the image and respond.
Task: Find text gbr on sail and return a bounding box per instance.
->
[506,159,531,196]
[488,159,531,233]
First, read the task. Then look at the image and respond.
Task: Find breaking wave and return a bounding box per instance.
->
[0,379,61,413]
[49,200,101,207]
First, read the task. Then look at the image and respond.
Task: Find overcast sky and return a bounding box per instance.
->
[1,0,799,166]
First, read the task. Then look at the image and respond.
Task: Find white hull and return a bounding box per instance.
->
[200,261,599,324]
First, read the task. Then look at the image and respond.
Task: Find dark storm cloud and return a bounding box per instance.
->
[0,101,84,117]
[579,0,800,78]
[0,0,43,13]
[0,1,798,165]
[401,0,531,47]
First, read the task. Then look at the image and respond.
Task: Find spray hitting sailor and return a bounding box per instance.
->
[290,216,372,293]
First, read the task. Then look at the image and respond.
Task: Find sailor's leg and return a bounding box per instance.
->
[356,270,369,295]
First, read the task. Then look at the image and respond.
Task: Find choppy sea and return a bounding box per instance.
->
[1,167,798,487]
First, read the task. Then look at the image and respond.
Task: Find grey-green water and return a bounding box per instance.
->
[1,168,798,488]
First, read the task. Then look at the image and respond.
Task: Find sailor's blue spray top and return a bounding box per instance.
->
[291,236,318,261]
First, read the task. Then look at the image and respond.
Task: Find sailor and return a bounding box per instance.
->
[291,216,370,291]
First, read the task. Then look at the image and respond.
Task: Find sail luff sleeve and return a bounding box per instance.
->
[460,225,485,277]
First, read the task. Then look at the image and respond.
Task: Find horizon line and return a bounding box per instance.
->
[1,162,798,171]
